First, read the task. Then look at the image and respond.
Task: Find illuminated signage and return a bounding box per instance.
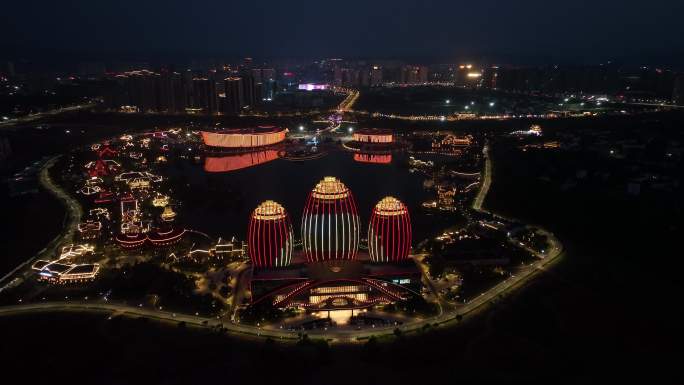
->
[298,83,329,91]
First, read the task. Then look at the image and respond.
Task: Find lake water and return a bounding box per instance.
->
[167,149,459,245]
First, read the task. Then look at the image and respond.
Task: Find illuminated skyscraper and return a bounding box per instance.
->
[370,66,383,86]
[368,197,412,263]
[223,77,244,114]
[248,200,294,268]
[301,177,360,262]
[192,77,218,114]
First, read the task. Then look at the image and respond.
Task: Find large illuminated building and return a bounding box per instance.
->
[368,197,412,263]
[201,126,287,149]
[352,128,393,144]
[248,177,422,316]
[301,177,360,262]
[204,150,279,172]
[248,200,294,268]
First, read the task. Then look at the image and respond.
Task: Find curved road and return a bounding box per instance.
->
[0,156,82,285]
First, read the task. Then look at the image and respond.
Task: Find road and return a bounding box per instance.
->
[472,143,491,212]
[337,89,359,112]
[0,300,298,341]
[0,103,96,129]
[0,156,82,286]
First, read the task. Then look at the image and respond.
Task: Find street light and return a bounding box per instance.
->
[348,127,354,133]
[299,125,304,131]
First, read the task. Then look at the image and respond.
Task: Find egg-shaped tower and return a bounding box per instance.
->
[248,200,294,268]
[301,177,360,262]
[368,196,412,263]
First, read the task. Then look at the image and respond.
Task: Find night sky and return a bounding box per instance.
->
[2,0,683,63]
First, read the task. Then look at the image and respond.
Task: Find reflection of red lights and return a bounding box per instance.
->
[353,153,392,164]
[204,150,279,172]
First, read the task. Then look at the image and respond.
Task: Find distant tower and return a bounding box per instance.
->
[370,66,383,86]
[248,200,294,268]
[223,77,244,114]
[368,197,412,263]
[301,177,360,262]
[192,77,218,113]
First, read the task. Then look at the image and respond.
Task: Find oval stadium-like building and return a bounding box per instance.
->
[352,129,393,144]
[302,177,360,262]
[368,196,412,263]
[202,126,287,149]
[248,200,294,268]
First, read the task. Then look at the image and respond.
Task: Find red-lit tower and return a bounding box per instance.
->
[368,196,412,263]
[248,200,294,268]
[301,177,360,262]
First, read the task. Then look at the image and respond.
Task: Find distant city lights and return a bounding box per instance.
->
[298,83,329,91]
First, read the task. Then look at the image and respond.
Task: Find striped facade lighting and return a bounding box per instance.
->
[248,200,294,268]
[368,196,412,263]
[301,177,360,262]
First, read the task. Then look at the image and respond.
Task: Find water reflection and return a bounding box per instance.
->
[353,152,392,164]
[204,150,280,173]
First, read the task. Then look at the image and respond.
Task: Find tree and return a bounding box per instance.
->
[363,335,380,361]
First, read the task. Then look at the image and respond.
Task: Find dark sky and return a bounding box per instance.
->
[2,0,683,63]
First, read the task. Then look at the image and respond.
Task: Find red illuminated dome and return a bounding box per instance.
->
[302,177,360,262]
[368,196,412,263]
[248,200,294,268]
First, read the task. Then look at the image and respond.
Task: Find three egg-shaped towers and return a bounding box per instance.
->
[248,177,412,267]
[247,200,294,268]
